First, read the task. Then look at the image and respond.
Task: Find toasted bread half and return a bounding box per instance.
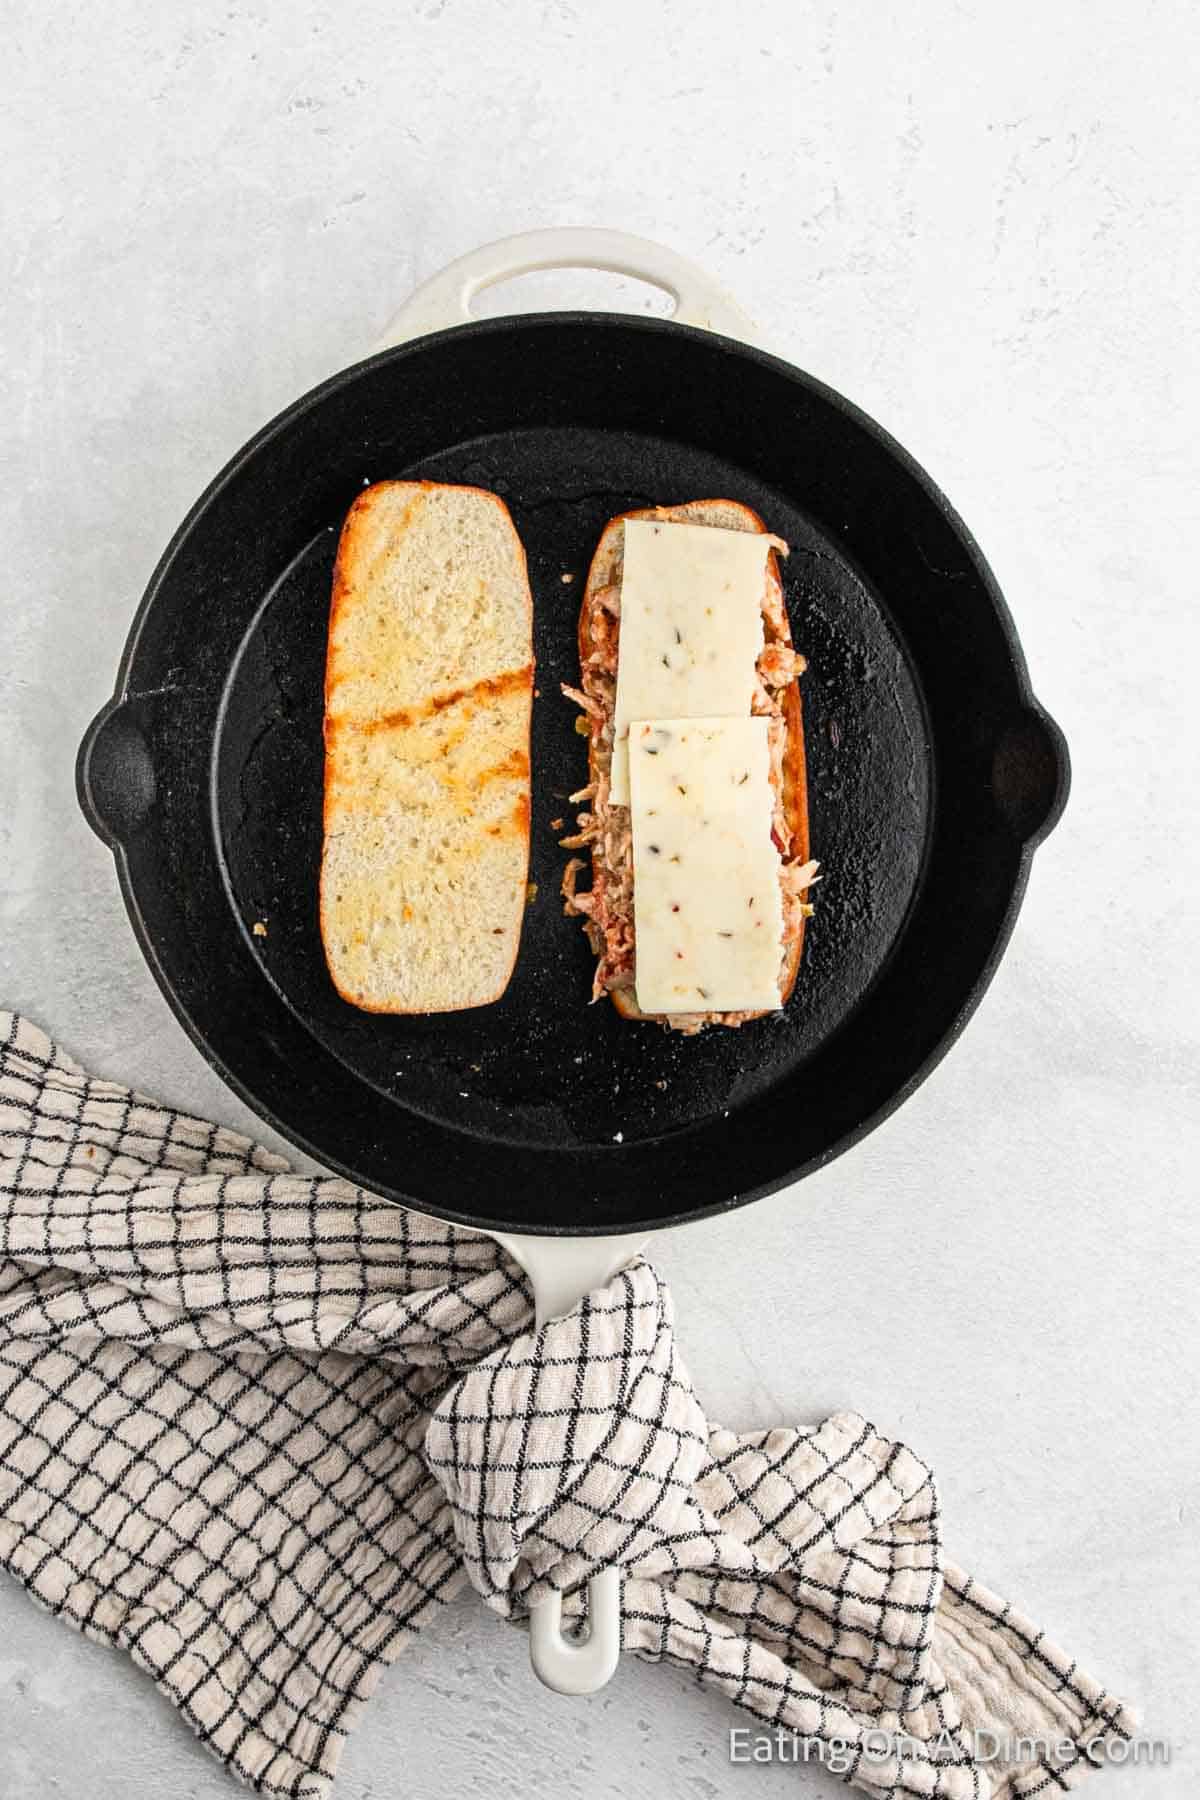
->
[321,481,534,1013]
[562,500,812,1030]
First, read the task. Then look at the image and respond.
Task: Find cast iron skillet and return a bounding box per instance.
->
[77,310,1068,1236]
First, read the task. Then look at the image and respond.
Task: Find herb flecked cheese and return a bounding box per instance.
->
[610,520,770,804]
[628,716,784,1015]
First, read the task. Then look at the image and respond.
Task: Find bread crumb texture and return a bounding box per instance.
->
[321,483,533,1013]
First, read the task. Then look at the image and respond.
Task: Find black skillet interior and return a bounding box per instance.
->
[78,315,1068,1234]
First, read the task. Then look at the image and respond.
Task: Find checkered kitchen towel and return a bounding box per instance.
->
[0,1013,1134,1798]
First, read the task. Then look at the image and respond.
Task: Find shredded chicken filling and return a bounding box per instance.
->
[561,539,817,1031]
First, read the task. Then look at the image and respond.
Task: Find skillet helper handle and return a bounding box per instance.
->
[76,696,159,850]
[493,1230,648,1696]
[372,227,767,351]
[991,700,1071,848]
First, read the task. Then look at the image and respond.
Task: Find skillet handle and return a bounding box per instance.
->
[492,1229,648,1697]
[372,228,765,352]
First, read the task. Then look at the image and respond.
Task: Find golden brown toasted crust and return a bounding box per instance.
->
[321,480,534,1013]
[575,500,810,1026]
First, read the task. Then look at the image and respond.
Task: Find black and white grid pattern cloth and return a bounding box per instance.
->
[0,1013,1134,1797]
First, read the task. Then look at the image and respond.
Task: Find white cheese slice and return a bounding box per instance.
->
[628,716,785,1015]
[610,519,770,804]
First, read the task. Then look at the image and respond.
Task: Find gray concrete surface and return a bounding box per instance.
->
[2,1,1197,1794]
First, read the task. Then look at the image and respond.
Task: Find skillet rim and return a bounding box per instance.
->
[76,311,1070,1234]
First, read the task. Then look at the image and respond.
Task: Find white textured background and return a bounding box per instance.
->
[2,1,1198,1795]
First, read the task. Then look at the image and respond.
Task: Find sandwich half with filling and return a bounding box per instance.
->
[561,500,818,1032]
